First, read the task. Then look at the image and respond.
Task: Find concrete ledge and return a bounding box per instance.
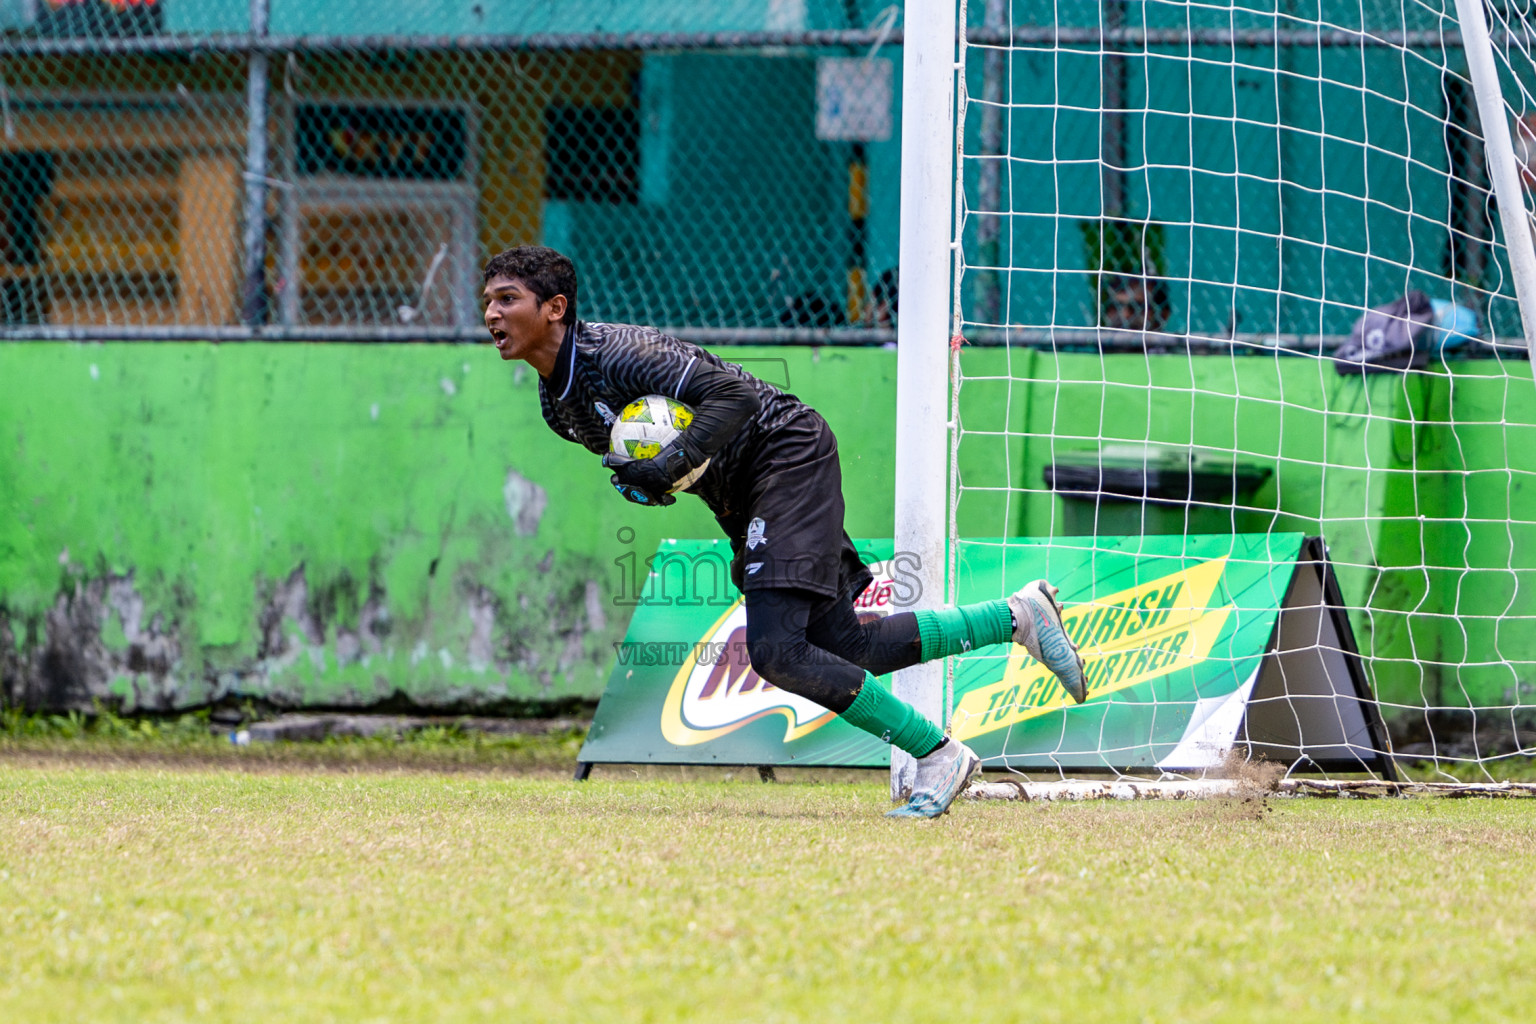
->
[227,714,585,744]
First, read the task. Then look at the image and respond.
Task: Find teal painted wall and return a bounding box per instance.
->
[549,51,903,329]
[957,2,1520,342]
[14,2,1483,340]
[166,1,900,38]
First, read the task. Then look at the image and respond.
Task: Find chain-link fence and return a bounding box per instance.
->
[0,0,906,341]
[5,2,1528,353]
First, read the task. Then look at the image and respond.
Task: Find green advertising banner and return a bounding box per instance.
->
[578,534,1393,774]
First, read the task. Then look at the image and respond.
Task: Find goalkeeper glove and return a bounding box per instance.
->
[603,441,693,507]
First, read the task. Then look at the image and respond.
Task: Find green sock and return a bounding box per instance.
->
[840,673,946,758]
[913,599,1014,661]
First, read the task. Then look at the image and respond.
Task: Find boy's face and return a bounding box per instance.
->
[482,274,565,361]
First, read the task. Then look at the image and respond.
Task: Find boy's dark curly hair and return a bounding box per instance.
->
[482,246,578,326]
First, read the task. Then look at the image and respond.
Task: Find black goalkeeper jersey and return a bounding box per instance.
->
[537,320,810,517]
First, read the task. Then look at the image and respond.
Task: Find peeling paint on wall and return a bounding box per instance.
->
[0,556,615,714]
[1,573,183,712]
[503,469,548,537]
[464,584,499,673]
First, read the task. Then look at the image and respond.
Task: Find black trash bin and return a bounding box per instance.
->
[1043,445,1272,536]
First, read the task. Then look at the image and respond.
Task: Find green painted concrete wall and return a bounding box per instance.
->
[955,350,1536,714]
[0,342,897,712]
[3,342,1533,720]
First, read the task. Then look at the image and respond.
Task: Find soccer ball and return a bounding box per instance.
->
[609,394,711,493]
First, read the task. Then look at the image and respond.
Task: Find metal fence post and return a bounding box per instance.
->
[240,0,271,327]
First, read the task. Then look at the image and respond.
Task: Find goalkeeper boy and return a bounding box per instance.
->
[483,246,1086,817]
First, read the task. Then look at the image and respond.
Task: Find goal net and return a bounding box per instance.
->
[946,0,1536,780]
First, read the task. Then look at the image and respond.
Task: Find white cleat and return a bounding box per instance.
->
[886,738,982,819]
[1008,580,1088,704]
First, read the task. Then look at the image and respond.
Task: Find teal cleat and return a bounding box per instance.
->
[886,738,982,819]
[1008,580,1088,704]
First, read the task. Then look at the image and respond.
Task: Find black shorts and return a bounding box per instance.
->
[716,411,874,602]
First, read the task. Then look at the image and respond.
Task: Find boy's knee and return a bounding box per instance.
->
[834,622,875,665]
[746,635,789,684]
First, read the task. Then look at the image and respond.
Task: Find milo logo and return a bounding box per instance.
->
[659,561,903,746]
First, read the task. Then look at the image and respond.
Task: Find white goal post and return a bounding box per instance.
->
[1452,0,1536,356]
[892,0,962,799]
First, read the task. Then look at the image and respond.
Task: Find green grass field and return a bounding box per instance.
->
[2,760,1533,1024]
